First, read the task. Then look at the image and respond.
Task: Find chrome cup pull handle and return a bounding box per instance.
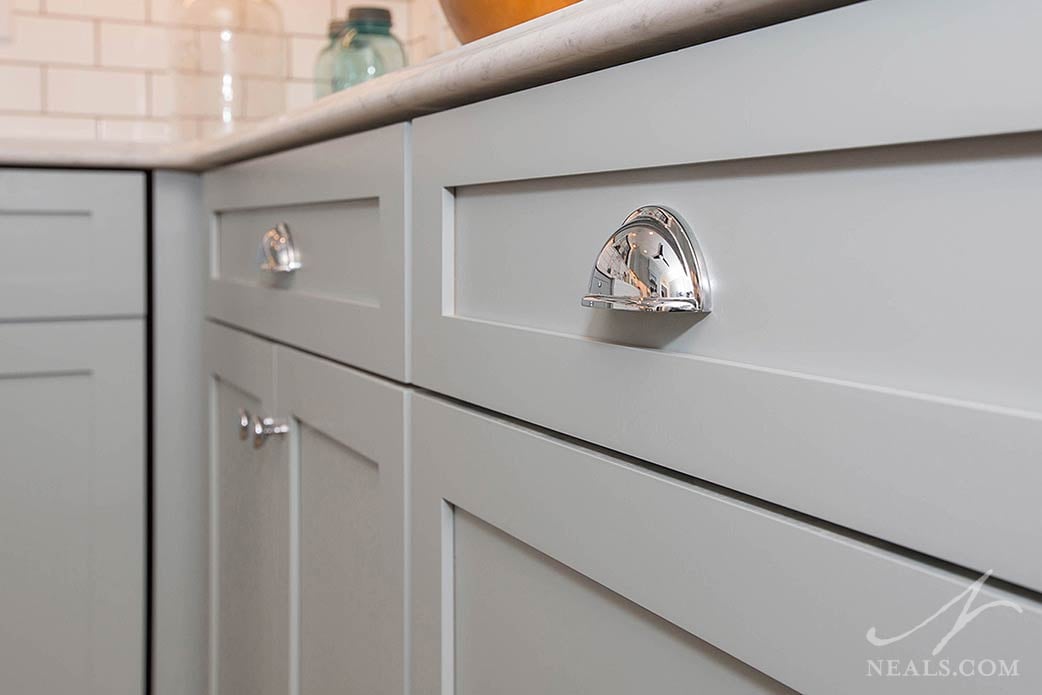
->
[251,415,289,449]
[258,222,301,273]
[581,206,712,313]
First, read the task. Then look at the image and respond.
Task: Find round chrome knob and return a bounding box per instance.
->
[238,408,251,441]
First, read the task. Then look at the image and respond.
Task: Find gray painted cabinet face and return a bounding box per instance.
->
[0,169,144,320]
[411,0,1042,591]
[203,124,410,381]
[0,320,144,695]
[277,345,408,695]
[206,322,409,695]
[205,322,287,695]
[411,394,1042,695]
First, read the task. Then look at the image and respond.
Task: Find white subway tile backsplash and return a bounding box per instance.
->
[100,22,169,70]
[97,118,172,141]
[0,64,43,111]
[273,0,331,36]
[0,0,461,143]
[244,76,284,118]
[285,79,317,110]
[0,15,94,65]
[289,35,326,80]
[150,72,172,116]
[47,68,148,116]
[198,29,286,78]
[168,71,244,118]
[0,114,96,139]
[47,0,147,22]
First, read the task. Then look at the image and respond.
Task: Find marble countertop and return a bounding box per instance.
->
[0,0,850,171]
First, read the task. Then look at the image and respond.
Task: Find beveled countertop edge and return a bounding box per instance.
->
[0,0,853,172]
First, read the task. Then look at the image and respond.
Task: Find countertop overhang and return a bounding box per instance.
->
[0,0,851,171]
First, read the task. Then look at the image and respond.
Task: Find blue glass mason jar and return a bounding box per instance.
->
[315,19,349,99]
[332,7,408,91]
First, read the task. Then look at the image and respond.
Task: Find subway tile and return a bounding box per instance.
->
[289,35,326,80]
[199,29,285,77]
[243,76,284,119]
[150,72,172,116]
[0,15,94,65]
[272,0,331,36]
[0,64,43,111]
[47,67,148,116]
[149,0,174,23]
[97,118,173,142]
[285,79,317,111]
[100,22,169,70]
[162,71,244,118]
[47,0,147,22]
[167,28,200,71]
[0,114,96,139]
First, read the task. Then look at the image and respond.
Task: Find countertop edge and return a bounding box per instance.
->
[0,0,854,172]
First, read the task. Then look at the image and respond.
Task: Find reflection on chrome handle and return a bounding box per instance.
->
[238,408,251,441]
[251,415,289,449]
[258,222,301,273]
[581,206,711,313]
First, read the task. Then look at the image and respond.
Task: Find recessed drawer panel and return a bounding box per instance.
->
[0,169,144,320]
[205,124,408,380]
[412,395,1042,695]
[413,0,1042,590]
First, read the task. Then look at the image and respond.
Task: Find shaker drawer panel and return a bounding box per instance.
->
[412,395,1042,695]
[0,169,144,320]
[205,124,408,380]
[216,200,380,304]
[413,0,1042,591]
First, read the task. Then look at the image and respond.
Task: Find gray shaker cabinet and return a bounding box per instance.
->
[411,394,1042,695]
[204,323,286,695]
[0,321,144,695]
[0,169,146,695]
[205,321,409,695]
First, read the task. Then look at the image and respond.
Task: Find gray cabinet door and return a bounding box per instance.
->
[275,346,408,695]
[0,320,144,695]
[204,322,287,695]
[0,169,144,320]
[412,394,1042,695]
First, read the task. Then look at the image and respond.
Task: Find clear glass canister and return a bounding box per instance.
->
[332,7,407,92]
[172,0,286,135]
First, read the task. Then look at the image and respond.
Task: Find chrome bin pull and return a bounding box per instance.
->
[581,206,711,313]
[258,222,302,273]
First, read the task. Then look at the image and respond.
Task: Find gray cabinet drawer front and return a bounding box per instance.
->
[0,169,144,320]
[205,124,408,380]
[413,395,1042,695]
[412,0,1042,591]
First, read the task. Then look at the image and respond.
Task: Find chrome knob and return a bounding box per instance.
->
[581,206,711,313]
[251,415,289,449]
[238,408,251,441]
[258,222,301,273]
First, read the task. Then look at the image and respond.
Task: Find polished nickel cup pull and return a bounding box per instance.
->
[258,222,302,273]
[581,206,711,313]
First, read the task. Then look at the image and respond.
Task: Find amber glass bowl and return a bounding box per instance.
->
[439,0,581,43]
